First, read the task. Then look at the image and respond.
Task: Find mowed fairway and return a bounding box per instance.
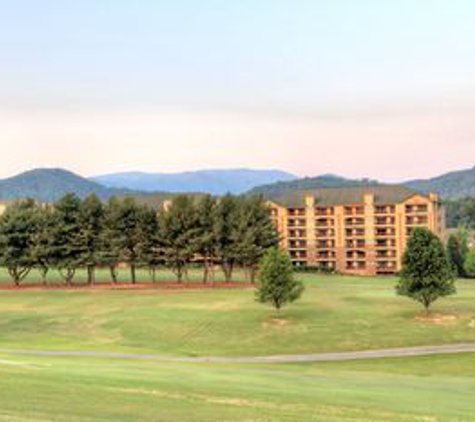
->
[0,272,474,356]
[0,273,475,421]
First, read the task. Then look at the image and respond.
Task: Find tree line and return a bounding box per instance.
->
[0,194,279,286]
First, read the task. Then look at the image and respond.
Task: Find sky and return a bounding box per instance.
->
[0,0,475,181]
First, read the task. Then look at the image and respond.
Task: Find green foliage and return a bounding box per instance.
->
[49,194,84,284]
[445,197,475,229]
[464,249,475,278]
[159,195,199,282]
[256,247,304,311]
[397,228,455,311]
[0,199,39,285]
[446,228,469,277]
[79,195,105,284]
[233,196,279,283]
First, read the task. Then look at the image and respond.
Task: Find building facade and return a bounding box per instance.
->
[268,186,444,276]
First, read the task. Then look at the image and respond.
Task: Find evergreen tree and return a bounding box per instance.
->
[234,196,279,283]
[256,247,304,311]
[446,227,469,277]
[49,194,84,285]
[111,198,147,284]
[98,198,123,284]
[0,200,39,286]
[138,205,162,283]
[79,195,104,284]
[195,195,217,283]
[31,205,54,285]
[397,228,455,312]
[213,195,239,282]
[159,196,199,282]
[464,249,475,278]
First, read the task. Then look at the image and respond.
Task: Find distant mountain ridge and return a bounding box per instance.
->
[249,166,475,200]
[1,165,474,204]
[249,175,380,197]
[405,166,475,199]
[0,169,120,202]
[92,169,297,195]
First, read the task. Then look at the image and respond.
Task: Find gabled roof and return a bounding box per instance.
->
[270,185,430,208]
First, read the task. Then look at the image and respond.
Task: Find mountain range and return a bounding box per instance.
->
[250,166,475,199]
[92,169,297,195]
[0,165,475,203]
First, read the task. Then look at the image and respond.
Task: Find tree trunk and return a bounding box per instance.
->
[40,267,49,286]
[222,262,234,283]
[87,266,95,285]
[109,266,118,284]
[130,264,136,284]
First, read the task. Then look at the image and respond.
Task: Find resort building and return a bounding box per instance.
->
[268,186,444,276]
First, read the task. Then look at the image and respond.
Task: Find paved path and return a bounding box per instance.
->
[1,343,475,364]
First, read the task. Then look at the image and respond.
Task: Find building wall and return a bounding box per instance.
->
[269,193,444,276]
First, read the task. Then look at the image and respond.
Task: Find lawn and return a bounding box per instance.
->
[0,272,474,421]
[0,273,474,356]
[0,352,474,421]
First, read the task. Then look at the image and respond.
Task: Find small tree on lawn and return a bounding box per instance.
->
[256,247,304,312]
[396,228,455,313]
[464,249,475,278]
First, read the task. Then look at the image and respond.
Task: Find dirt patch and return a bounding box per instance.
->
[262,318,291,329]
[0,282,255,292]
[415,313,472,326]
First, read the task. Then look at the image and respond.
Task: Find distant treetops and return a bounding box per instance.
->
[0,193,279,286]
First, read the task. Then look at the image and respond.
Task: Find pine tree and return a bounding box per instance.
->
[98,198,123,284]
[31,205,54,285]
[446,228,469,277]
[397,228,455,312]
[0,200,39,286]
[159,196,199,282]
[213,195,239,282]
[234,196,279,283]
[50,194,84,285]
[79,195,104,284]
[256,247,304,311]
[195,195,217,283]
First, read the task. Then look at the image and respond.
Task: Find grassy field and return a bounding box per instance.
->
[0,272,474,421]
[0,273,474,356]
[0,352,474,421]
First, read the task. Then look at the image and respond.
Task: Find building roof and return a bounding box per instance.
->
[270,185,429,208]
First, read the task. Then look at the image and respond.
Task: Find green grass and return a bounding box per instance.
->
[0,353,474,421]
[0,273,474,356]
[1,272,474,421]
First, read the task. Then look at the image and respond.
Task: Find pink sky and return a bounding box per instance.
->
[1,101,474,181]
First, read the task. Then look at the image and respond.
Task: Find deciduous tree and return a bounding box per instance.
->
[396,228,455,312]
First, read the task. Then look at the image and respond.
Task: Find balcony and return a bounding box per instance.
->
[345,217,365,226]
[316,229,335,238]
[375,217,396,226]
[315,207,335,216]
[405,204,428,214]
[406,216,428,226]
[315,218,334,228]
[288,208,306,217]
[288,230,307,239]
[316,240,336,249]
[375,205,396,215]
[344,206,364,216]
[287,218,306,228]
[346,228,365,238]
[288,240,307,250]
[346,239,366,248]
[375,228,396,237]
